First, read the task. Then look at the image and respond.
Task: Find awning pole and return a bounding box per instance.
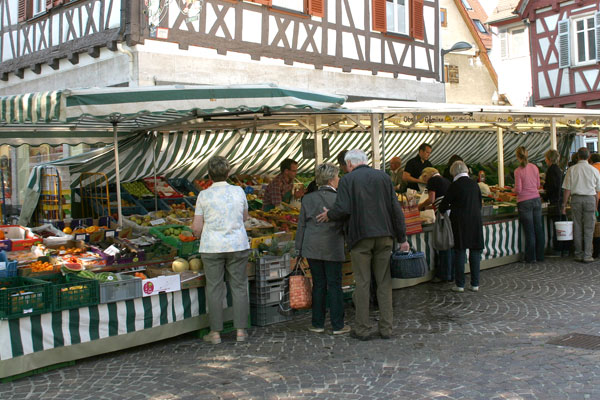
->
[370,114,381,169]
[380,113,386,171]
[497,126,505,187]
[113,123,123,229]
[315,115,323,166]
[551,118,557,150]
[153,132,158,212]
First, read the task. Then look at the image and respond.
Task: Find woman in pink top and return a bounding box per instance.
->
[514,146,545,263]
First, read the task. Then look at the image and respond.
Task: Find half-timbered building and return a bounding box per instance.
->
[1,0,444,102]
[516,0,600,108]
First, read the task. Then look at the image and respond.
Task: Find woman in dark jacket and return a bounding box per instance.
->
[543,149,566,256]
[295,163,349,335]
[439,161,484,293]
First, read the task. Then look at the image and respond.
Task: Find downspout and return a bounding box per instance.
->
[116,43,137,87]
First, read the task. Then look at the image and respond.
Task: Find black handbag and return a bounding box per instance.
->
[390,246,428,279]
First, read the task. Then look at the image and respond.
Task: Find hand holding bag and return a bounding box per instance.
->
[432,210,454,250]
[390,246,428,279]
[288,257,312,310]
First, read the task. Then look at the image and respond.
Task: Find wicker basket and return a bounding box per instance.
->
[390,249,428,279]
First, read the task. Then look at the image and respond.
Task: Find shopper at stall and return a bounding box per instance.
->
[439,161,484,293]
[543,149,566,257]
[513,146,545,263]
[305,150,349,196]
[192,156,251,344]
[296,163,350,335]
[442,154,463,181]
[263,158,304,211]
[389,156,405,193]
[561,147,600,263]
[590,153,600,174]
[403,143,433,191]
[418,167,452,282]
[316,149,410,341]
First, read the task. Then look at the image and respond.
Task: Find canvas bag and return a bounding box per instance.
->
[432,210,454,250]
[288,257,312,310]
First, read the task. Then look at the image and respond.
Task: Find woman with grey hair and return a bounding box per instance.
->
[439,161,484,293]
[295,162,350,335]
[192,156,250,344]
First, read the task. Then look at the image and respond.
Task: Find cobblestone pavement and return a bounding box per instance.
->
[2,258,600,399]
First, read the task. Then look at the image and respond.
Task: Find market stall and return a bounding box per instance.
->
[3,85,600,380]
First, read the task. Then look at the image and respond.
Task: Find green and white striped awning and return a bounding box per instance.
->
[0,84,346,146]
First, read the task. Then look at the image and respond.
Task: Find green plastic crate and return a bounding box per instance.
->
[0,276,50,319]
[149,224,199,258]
[39,274,100,311]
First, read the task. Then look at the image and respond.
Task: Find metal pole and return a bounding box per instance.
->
[497,126,505,187]
[315,115,323,166]
[380,113,386,171]
[370,114,381,169]
[153,132,158,212]
[550,117,557,150]
[113,123,124,229]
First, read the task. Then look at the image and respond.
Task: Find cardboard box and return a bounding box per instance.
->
[179,271,206,289]
[0,225,43,252]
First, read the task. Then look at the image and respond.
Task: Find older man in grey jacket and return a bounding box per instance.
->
[296,163,349,335]
[317,149,409,341]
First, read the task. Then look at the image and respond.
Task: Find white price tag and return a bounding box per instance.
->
[150,218,166,226]
[103,245,120,256]
[75,234,87,241]
[0,262,5,271]
[105,230,115,238]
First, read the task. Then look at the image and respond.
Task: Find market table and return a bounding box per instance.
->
[393,214,552,289]
[0,287,231,379]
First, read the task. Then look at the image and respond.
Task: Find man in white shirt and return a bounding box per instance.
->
[561,147,600,262]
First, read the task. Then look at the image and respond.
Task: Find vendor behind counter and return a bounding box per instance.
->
[262,158,304,211]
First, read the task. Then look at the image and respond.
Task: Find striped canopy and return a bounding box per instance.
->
[0,84,346,146]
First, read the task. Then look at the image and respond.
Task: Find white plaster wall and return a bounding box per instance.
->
[0,48,130,95]
[444,53,497,104]
[440,0,477,54]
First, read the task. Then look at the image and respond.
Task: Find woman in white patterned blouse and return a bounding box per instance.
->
[192,156,250,344]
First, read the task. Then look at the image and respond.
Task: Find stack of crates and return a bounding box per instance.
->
[250,253,292,326]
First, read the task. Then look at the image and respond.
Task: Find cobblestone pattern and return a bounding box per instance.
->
[2,258,600,399]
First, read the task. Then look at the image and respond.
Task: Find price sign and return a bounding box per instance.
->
[105,230,115,238]
[150,218,166,226]
[75,234,87,241]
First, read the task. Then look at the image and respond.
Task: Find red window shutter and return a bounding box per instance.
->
[46,0,53,10]
[18,0,31,22]
[250,0,272,5]
[53,0,64,6]
[307,0,324,17]
[372,0,386,32]
[411,0,424,40]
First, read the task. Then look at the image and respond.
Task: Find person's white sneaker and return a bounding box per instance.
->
[332,325,351,335]
[202,331,221,344]
[451,286,464,293]
[469,286,479,292]
[308,326,325,333]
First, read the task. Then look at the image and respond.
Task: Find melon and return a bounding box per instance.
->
[172,258,190,272]
[62,263,84,272]
[189,258,203,272]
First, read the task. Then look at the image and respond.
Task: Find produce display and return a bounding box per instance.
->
[122,181,154,198]
[143,177,182,198]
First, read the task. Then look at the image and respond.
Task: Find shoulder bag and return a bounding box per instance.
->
[432,210,454,250]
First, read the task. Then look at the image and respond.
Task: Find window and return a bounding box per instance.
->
[474,19,487,34]
[501,27,528,58]
[386,0,409,35]
[440,8,447,27]
[559,13,600,68]
[372,0,424,40]
[460,0,472,11]
[574,15,596,64]
[33,0,46,16]
[271,0,304,13]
